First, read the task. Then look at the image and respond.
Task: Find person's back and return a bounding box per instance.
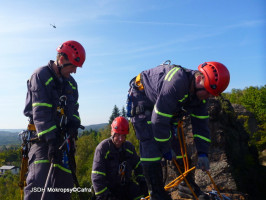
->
[140,63,193,105]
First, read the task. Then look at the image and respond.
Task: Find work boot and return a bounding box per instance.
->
[178,181,210,200]
[142,162,172,200]
[177,174,210,200]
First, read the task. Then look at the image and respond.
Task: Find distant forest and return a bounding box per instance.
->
[0,86,265,200]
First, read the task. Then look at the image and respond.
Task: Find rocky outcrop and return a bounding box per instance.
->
[166,98,266,200]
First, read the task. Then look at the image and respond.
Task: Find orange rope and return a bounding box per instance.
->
[177,121,187,171]
[172,160,198,200]
[144,121,222,200]
[180,122,189,170]
[206,171,223,200]
[164,166,195,190]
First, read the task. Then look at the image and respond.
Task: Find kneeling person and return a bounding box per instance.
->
[91,116,148,200]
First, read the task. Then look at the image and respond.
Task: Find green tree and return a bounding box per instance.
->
[121,106,127,118]
[0,171,20,200]
[223,85,266,151]
[109,105,120,124]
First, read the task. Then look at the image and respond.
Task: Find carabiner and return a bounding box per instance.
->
[162,60,171,65]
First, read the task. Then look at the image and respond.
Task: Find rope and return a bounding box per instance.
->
[206,171,223,200]
[143,120,223,200]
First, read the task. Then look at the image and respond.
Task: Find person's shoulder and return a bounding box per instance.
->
[96,138,111,150]
[29,65,52,83]
[68,75,77,84]
[32,65,45,73]
[32,65,51,77]
[124,141,135,150]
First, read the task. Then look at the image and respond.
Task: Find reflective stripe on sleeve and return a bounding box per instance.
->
[32,103,52,107]
[34,160,50,164]
[92,170,106,176]
[73,114,80,121]
[154,106,173,118]
[104,151,110,159]
[154,132,171,142]
[190,114,209,119]
[140,157,161,162]
[178,94,188,102]
[45,77,53,86]
[95,187,108,195]
[193,134,211,143]
[68,81,76,90]
[126,149,133,154]
[37,125,57,137]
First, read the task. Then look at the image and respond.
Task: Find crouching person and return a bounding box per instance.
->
[91,116,148,200]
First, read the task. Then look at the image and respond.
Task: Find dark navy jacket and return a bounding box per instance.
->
[23,60,80,142]
[91,138,144,197]
[140,64,210,154]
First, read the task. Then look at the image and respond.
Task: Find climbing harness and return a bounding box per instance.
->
[144,120,229,200]
[41,95,84,200]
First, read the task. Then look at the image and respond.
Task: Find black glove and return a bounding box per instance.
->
[66,120,80,138]
[48,140,60,163]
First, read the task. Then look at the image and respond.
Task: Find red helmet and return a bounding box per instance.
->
[111,116,129,135]
[56,40,86,67]
[198,62,230,96]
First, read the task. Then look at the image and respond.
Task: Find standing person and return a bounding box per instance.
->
[23,40,86,200]
[91,116,148,200]
[127,61,230,200]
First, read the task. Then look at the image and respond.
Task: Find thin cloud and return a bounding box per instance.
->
[224,19,265,29]
[95,19,207,27]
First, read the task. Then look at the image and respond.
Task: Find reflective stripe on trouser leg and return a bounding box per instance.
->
[132,119,162,162]
[24,142,73,200]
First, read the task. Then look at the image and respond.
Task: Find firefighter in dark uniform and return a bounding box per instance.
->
[23,40,86,200]
[127,61,230,200]
[91,116,148,200]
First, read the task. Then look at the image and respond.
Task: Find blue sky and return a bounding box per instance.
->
[0,0,265,129]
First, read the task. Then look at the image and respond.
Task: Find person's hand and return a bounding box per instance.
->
[197,153,210,171]
[66,120,79,138]
[67,127,78,138]
[48,140,59,163]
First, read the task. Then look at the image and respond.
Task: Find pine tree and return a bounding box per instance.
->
[109,105,120,124]
[121,106,126,118]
